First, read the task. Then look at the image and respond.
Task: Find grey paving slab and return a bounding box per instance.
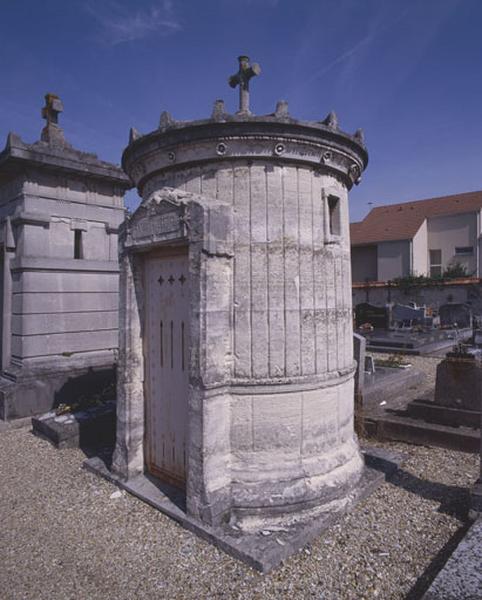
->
[423,518,482,600]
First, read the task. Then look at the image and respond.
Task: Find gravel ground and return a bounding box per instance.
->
[0,427,479,600]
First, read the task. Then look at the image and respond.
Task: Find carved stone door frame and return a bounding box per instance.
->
[112,188,234,525]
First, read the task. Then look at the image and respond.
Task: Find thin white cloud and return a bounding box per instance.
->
[306,6,411,85]
[84,0,182,45]
[307,34,374,84]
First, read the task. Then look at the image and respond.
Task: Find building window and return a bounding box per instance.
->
[429,249,442,277]
[455,246,473,255]
[327,195,341,236]
[74,229,83,259]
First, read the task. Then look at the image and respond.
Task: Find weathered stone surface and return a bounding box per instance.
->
[434,356,481,412]
[86,446,402,573]
[439,302,472,329]
[114,89,368,538]
[32,400,115,449]
[0,95,131,420]
[353,332,366,395]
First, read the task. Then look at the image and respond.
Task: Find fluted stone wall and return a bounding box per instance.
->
[117,112,368,526]
[136,162,359,521]
[145,162,353,378]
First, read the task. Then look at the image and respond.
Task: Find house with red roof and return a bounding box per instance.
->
[350,191,482,283]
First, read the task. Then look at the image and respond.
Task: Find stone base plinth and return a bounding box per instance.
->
[0,351,116,420]
[32,400,116,449]
[84,446,403,572]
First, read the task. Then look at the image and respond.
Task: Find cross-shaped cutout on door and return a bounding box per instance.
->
[158,275,164,286]
[179,274,186,285]
[168,275,175,285]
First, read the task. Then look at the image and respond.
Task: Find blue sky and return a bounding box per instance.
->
[1,0,481,220]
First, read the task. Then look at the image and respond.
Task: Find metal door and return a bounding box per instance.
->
[144,249,189,488]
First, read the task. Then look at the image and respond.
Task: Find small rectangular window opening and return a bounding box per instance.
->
[455,246,473,255]
[429,249,442,278]
[74,229,83,259]
[328,195,341,236]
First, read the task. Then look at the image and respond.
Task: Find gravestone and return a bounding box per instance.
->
[353,333,366,396]
[392,303,425,327]
[355,303,389,329]
[434,353,480,412]
[407,348,481,429]
[365,355,376,375]
[112,56,369,535]
[439,303,472,329]
[0,94,131,419]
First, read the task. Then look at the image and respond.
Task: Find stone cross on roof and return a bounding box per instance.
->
[228,55,261,115]
[40,93,66,146]
[42,93,63,125]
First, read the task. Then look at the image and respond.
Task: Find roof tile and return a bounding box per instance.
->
[351,190,482,245]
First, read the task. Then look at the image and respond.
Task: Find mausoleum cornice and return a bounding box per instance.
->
[122,109,368,194]
[0,131,132,188]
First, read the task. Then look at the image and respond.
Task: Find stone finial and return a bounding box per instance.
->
[354,128,365,144]
[211,99,227,122]
[323,111,339,130]
[275,100,289,118]
[5,132,24,151]
[40,93,66,146]
[159,111,175,130]
[129,127,140,144]
[228,55,261,115]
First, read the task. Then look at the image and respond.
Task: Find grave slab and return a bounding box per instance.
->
[365,414,480,453]
[32,400,116,449]
[422,518,482,600]
[363,328,471,356]
[363,366,425,410]
[407,399,480,429]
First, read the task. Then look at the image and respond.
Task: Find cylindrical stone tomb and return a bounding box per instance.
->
[114,102,368,529]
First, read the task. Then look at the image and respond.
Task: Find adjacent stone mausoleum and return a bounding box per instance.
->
[0,94,131,419]
[113,57,368,532]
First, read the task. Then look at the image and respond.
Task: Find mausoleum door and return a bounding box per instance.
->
[144,248,189,489]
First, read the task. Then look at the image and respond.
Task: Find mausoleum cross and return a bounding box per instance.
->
[228,55,261,114]
[41,93,63,126]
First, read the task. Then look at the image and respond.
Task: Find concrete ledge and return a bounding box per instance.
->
[366,338,463,356]
[407,399,480,429]
[10,257,119,273]
[32,400,115,449]
[83,447,403,572]
[365,415,480,453]
[422,518,482,599]
[0,362,116,420]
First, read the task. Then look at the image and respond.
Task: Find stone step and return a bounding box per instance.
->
[364,414,480,453]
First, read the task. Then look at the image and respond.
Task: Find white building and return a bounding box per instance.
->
[351,191,482,282]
